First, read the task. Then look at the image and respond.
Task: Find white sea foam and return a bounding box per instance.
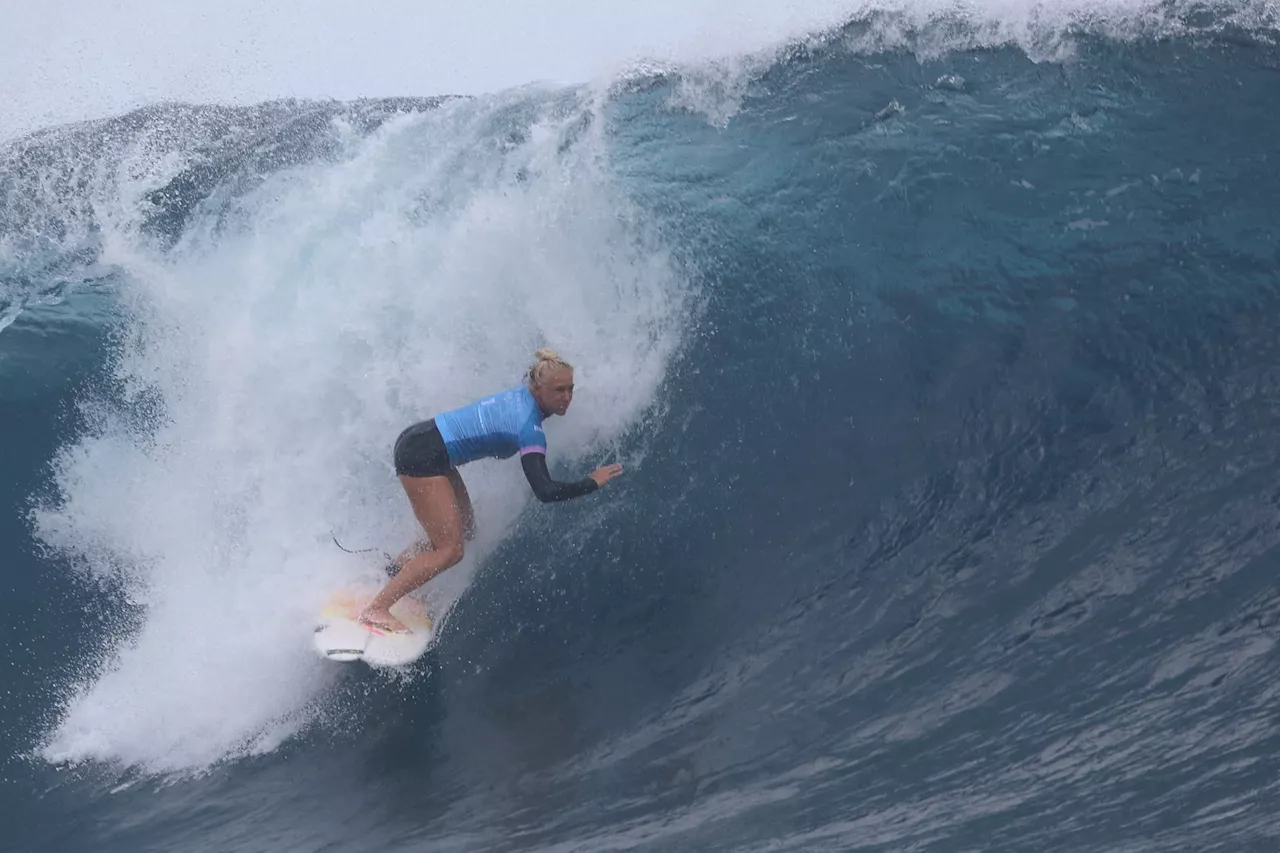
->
[35,90,690,774]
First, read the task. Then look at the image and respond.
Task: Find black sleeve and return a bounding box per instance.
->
[520,452,599,503]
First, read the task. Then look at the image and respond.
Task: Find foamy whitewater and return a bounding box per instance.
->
[4,1,1280,851]
[26,89,689,772]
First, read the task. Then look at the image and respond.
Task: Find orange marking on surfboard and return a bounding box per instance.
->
[319,588,434,632]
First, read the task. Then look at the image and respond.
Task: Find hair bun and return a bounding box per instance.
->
[527,348,573,385]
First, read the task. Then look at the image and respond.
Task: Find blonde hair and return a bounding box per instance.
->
[526,348,573,386]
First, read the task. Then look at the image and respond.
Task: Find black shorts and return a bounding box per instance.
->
[393,419,454,478]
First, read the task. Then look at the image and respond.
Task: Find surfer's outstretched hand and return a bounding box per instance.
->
[590,464,623,487]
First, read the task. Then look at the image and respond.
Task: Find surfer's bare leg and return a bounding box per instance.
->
[389,540,429,574]
[385,470,475,576]
[448,468,477,541]
[360,475,465,632]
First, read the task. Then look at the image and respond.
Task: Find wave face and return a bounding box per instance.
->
[4,5,1280,852]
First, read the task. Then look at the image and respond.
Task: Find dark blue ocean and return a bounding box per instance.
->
[5,7,1280,851]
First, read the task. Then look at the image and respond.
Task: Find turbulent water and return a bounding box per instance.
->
[4,3,1280,851]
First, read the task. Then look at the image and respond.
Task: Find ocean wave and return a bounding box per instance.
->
[3,11,1279,850]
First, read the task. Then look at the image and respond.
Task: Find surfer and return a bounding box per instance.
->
[358,348,624,632]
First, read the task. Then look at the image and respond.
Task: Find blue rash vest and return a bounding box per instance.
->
[434,384,547,466]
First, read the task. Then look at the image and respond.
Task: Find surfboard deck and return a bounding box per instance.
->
[312,588,434,667]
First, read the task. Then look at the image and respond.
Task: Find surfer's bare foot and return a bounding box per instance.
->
[358,607,409,634]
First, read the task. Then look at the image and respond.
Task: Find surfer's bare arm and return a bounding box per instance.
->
[520,452,621,502]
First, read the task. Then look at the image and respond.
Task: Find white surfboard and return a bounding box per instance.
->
[312,588,434,667]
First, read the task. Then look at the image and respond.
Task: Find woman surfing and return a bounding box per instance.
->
[359,349,623,632]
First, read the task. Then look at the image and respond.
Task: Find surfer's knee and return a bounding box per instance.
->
[437,539,465,567]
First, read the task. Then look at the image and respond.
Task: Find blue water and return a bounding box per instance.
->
[5,7,1280,851]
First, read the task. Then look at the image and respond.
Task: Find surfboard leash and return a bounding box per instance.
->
[330,532,393,566]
